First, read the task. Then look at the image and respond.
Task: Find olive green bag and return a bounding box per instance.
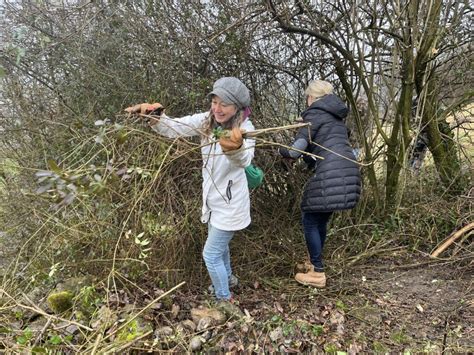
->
[245,164,264,189]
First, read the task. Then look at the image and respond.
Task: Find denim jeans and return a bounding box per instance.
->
[302,211,333,272]
[203,224,234,300]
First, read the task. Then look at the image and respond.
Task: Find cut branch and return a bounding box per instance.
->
[430,222,474,258]
[242,122,310,138]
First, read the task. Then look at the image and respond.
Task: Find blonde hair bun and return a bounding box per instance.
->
[305,80,334,99]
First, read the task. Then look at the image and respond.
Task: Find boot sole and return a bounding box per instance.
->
[295,278,326,288]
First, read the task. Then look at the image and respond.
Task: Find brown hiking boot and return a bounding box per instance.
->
[296,260,314,272]
[295,270,326,288]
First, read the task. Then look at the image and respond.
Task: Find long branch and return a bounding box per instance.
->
[242,122,310,138]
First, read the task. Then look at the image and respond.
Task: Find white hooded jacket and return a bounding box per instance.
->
[152,112,255,231]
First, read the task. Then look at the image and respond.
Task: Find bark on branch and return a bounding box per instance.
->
[430,222,474,258]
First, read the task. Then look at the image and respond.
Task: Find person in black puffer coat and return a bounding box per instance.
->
[279,80,361,288]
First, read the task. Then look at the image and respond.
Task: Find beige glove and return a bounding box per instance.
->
[124,102,164,115]
[219,127,244,152]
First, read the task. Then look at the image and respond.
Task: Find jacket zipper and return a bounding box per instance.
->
[226,180,233,201]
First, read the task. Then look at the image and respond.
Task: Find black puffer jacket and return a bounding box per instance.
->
[297,94,361,212]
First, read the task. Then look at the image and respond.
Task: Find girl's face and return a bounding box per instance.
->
[307,95,315,107]
[211,96,238,124]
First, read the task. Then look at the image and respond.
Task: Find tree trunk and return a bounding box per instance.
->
[414,0,468,193]
[385,0,417,211]
[422,78,466,191]
[334,56,380,203]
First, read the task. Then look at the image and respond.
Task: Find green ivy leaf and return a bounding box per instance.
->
[16,328,33,345]
[212,126,224,139]
[16,335,28,345]
[49,334,62,345]
[47,159,62,174]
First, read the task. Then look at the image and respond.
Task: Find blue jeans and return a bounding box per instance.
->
[302,211,333,272]
[203,224,234,300]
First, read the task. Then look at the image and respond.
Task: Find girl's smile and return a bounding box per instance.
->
[211,96,237,124]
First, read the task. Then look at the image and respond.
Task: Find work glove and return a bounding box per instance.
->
[124,102,164,115]
[278,147,296,171]
[280,157,296,171]
[278,146,291,158]
[219,126,244,152]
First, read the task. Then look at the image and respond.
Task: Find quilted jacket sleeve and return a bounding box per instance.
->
[151,112,208,138]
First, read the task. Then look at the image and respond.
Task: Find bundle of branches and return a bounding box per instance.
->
[1,115,315,294]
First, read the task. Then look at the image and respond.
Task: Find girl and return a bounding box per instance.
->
[279,80,361,288]
[126,77,254,301]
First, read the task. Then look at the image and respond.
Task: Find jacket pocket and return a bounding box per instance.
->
[226,180,233,201]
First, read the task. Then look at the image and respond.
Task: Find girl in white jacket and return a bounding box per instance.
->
[125,77,255,301]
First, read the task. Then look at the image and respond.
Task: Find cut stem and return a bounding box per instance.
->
[242,123,310,138]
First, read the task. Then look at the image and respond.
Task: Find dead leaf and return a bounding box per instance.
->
[329,310,345,332]
[226,341,237,351]
[170,303,180,319]
[269,327,283,342]
[349,342,364,354]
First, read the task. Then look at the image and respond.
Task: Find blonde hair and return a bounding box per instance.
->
[305,80,334,99]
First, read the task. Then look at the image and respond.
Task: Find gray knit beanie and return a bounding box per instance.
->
[208,77,251,109]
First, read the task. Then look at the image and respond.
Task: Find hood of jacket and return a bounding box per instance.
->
[303,94,348,120]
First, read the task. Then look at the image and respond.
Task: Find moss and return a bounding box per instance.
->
[47,291,73,314]
[117,319,140,342]
[117,317,152,342]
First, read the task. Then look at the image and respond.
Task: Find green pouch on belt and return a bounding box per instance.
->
[245,164,264,189]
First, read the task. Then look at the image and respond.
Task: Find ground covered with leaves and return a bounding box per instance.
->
[1,247,472,353]
[175,252,472,353]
